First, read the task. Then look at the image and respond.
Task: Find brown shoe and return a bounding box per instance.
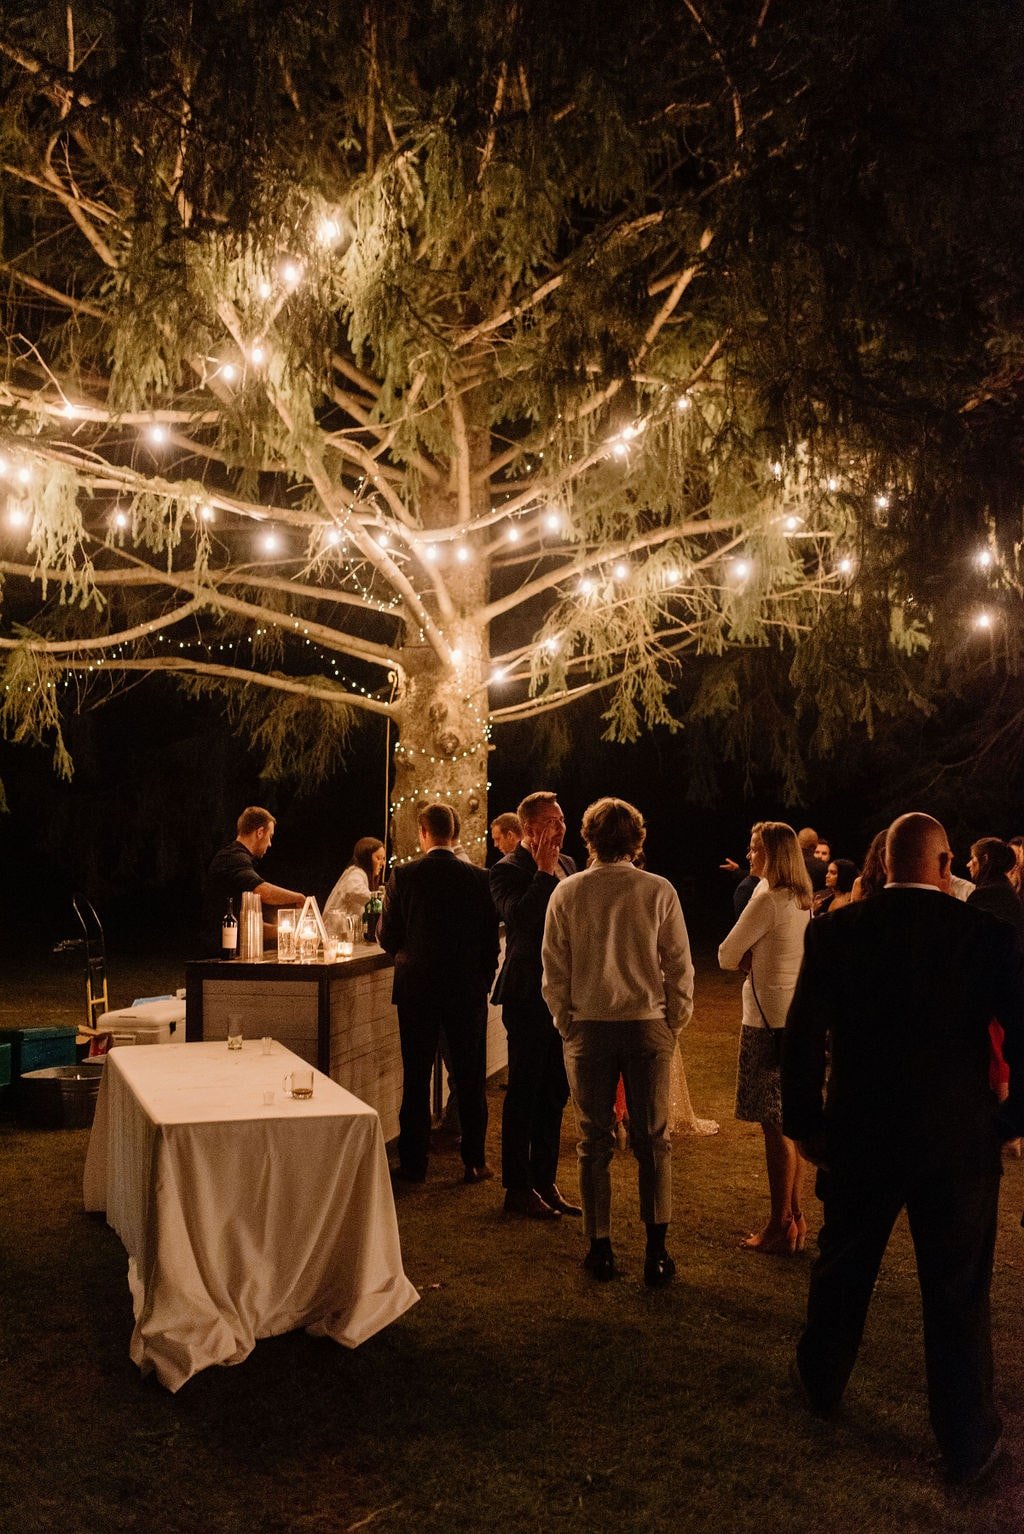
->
[503,1187,561,1219]
[539,1183,582,1217]
[462,1165,494,1184]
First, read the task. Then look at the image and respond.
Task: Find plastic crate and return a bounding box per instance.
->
[0,1027,78,1079]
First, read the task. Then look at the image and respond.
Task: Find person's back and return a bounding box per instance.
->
[386,852,497,1001]
[796,893,1012,1169]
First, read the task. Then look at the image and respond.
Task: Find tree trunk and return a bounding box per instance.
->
[390,571,491,865]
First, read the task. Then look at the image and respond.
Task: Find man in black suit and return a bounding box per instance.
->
[379,803,500,1185]
[783,812,1024,1484]
[490,790,581,1220]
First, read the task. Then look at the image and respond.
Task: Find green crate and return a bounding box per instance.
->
[0,1027,78,1079]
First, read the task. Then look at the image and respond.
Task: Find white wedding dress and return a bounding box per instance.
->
[614,1041,718,1147]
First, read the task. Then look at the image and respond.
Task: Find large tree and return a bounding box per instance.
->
[1,2,1020,856]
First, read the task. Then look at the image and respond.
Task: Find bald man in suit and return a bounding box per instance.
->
[783,812,1024,1484]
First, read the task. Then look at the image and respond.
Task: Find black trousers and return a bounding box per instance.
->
[397,998,488,1177]
[797,1158,1002,1471]
[500,1001,569,1192]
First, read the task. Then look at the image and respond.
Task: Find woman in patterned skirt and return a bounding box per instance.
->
[719,822,812,1254]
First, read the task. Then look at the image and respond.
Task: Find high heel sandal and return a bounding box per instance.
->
[739,1218,798,1256]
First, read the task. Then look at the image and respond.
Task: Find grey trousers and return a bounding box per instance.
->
[561,1018,677,1238]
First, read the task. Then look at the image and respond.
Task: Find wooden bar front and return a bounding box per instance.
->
[185,946,508,1143]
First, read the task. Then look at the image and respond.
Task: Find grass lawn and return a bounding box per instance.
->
[1,953,1022,1533]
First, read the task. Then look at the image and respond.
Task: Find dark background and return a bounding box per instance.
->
[4,681,1017,984]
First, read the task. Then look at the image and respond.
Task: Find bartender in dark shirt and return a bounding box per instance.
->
[204,806,305,950]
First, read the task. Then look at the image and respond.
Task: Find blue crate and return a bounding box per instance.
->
[0,1027,79,1079]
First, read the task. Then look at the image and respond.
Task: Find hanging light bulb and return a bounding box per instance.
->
[248,343,266,367]
[113,508,128,530]
[326,528,341,546]
[676,394,692,412]
[732,558,751,582]
[15,464,32,486]
[784,515,801,533]
[974,610,994,631]
[423,544,439,562]
[147,424,168,447]
[613,562,629,581]
[261,530,281,554]
[975,549,994,570]
[281,260,303,290]
[200,503,215,523]
[7,506,28,529]
[317,216,343,247]
[455,544,470,563]
[837,556,855,576]
[507,525,520,543]
[826,476,839,493]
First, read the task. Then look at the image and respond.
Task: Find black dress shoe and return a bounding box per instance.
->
[582,1246,618,1281]
[539,1183,583,1217]
[462,1165,494,1184]
[643,1252,676,1288]
[503,1188,561,1219]
[945,1432,1004,1486]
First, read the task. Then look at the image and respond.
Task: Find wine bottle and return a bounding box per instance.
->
[221,897,238,960]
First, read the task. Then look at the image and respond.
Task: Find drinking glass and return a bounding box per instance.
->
[283,1068,314,1100]
[227,1014,243,1050]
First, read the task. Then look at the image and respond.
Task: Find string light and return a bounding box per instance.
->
[837,556,855,577]
[676,394,691,411]
[220,362,239,384]
[975,549,994,570]
[261,530,281,554]
[281,260,303,290]
[257,280,273,300]
[732,558,751,582]
[974,610,994,630]
[147,424,168,447]
[248,343,267,367]
[317,216,343,247]
[612,562,629,581]
[200,503,215,523]
[15,464,32,485]
[874,493,890,511]
[423,544,439,562]
[827,477,839,493]
[506,526,520,543]
[455,544,470,563]
[7,506,28,529]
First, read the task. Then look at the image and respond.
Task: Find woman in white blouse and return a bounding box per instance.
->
[324,837,386,924]
[719,821,813,1255]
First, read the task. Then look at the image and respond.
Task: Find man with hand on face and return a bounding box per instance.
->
[490,791,580,1219]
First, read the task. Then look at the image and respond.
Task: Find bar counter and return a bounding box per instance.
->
[185,945,508,1143]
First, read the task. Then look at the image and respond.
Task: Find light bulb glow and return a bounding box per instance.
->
[975,549,994,570]
[200,503,215,523]
[874,493,890,511]
[318,216,342,247]
[611,441,628,460]
[220,362,238,384]
[326,528,341,546]
[837,556,854,576]
[258,279,273,300]
[8,506,28,529]
[113,510,128,530]
[507,526,520,543]
[15,465,31,485]
[676,394,692,412]
[827,477,839,492]
[261,531,281,554]
[975,611,993,630]
[281,261,302,290]
[732,559,751,582]
[579,577,595,597]
[490,667,507,683]
[613,562,629,581]
[456,544,470,563]
[664,567,680,585]
[248,343,266,367]
[784,515,800,533]
[423,544,439,562]
[451,647,463,665]
[544,511,562,532]
[147,424,168,446]
[62,401,78,419]
[771,461,783,480]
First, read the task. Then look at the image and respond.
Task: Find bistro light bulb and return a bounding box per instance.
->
[732,558,751,581]
[611,440,628,460]
[221,362,238,384]
[544,510,562,532]
[975,549,994,570]
[377,532,390,548]
[200,502,215,523]
[975,610,993,630]
[261,530,281,554]
[451,647,463,664]
[281,261,302,290]
[838,556,855,576]
[249,343,266,367]
[507,525,520,543]
[491,666,507,683]
[456,544,470,563]
[827,476,839,492]
[423,543,439,562]
[62,401,79,419]
[784,515,800,532]
[579,577,595,597]
[113,509,128,530]
[8,505,28,528]
[613,562,629,581]
[771,461,783,480]
[664,566,680,585]
[147,424,168,446]
[874,493,890,511]
[258,279,273,300]
[16,464,32,485]
[318,216,342,247]
[676,393,692,411]
[326,528,341,545]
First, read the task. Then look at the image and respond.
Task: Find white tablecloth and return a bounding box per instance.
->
[83,1041,418,1391]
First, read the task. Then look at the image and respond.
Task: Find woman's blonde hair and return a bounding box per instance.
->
[753,821,813,909]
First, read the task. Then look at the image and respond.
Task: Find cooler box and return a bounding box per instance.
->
[0,1041,11,1107]
[96,998,186,1046]
[0,1026,78,1079]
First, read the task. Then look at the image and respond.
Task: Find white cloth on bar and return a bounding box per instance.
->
[83,1041,418,1392]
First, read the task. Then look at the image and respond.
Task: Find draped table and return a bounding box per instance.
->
[83,1040,419,1392]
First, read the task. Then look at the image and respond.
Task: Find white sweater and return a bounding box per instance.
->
[541,861,694,1034]
[718,884,809,1029]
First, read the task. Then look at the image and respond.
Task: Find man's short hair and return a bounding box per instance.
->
[491,812,522,836]
[418,803,456,842]
[797,826,819,852]
[581,797,646,863]
[517,791,559,828]
[237,806,275,838]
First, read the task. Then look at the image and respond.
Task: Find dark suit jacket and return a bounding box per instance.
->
[378,849,499,1007]
[489,845,577,1006]
[967,878,1024,954]
[782,887,1024,1177]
